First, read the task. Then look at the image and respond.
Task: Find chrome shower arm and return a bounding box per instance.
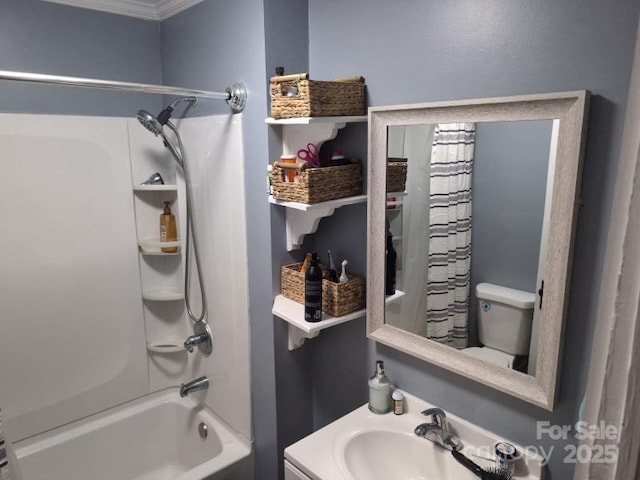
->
[169,96,197,110]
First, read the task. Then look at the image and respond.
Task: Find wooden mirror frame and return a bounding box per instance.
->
[367,91,589,410]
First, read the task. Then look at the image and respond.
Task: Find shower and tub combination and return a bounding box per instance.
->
[0,71,252,480]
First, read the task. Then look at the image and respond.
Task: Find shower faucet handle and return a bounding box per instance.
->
[183,322,213,355]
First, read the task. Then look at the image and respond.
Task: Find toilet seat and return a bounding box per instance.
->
[462,347,515,369]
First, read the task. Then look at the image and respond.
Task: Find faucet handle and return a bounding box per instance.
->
[421,408,447,429]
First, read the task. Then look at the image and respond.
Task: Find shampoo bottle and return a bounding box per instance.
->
[368,360,392,414]
[160,201,177,253]
[304,253,323,322]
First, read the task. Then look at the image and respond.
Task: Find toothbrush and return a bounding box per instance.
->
[339,260,349,283]
[327,250,339,282]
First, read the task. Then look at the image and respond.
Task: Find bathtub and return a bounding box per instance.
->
[13,390,252,480]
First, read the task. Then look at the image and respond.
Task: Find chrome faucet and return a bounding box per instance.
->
[184,322,213,355]
[414,408,462,451]
[180,376,209,397]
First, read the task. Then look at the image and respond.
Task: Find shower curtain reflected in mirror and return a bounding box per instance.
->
[426,123,475,349]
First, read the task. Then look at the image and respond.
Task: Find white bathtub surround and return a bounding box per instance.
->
[0,115,148,442]
[0,112,252,477]
[159,114,252,440]
[127,115,252,442]
[14,390,251,480]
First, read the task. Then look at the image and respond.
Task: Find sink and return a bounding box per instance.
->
[342,430,477,480]
[284,390,544,480]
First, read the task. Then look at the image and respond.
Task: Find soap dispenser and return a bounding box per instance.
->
[368,360,392,414]
[159,201,178,253]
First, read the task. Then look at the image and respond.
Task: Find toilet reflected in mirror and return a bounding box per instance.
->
[462,283,535,373]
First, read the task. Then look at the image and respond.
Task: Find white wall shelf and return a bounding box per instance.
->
[265,115,367,125]
[273,290,405,350]
[269,194,367,250]
[266,115,367,156]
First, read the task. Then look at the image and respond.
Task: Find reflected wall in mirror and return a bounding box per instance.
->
[385,120,556,378]
[368,92,589,410]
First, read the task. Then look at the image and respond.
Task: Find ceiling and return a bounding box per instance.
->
[41,0,203,21]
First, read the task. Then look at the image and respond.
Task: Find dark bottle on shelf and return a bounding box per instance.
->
[385,232,397,295]
[305,252,323,322]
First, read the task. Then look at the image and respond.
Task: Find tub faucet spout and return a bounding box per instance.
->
[180,376,209,397]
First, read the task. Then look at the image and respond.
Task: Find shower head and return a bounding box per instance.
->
[137,109,163,136]
[136,97,196,136]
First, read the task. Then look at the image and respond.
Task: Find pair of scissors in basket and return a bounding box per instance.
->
[297,143,320,167]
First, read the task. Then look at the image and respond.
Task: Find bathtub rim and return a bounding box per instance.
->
[14,388,252,480]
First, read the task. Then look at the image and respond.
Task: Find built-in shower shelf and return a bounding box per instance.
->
[146,337,185,353]
[138,239,181,254]
[142,288,184,301]
[273,290,405,350]
[133,184,178,192]
[139,251,182,257]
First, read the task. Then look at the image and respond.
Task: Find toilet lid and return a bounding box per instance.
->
[462,347,514,368]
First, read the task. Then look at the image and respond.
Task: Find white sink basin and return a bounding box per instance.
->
[342,430,477,480]
[285,391,543,480]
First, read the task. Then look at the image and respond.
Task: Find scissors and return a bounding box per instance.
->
[297,143,320,167]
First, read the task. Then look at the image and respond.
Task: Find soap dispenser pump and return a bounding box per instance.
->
[368,360,392,414]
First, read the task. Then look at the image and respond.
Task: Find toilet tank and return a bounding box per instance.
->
[476,283,535,356]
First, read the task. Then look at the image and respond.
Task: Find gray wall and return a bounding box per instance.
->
[470,120,553,344]
[0,0,162,115]
[263,1,315,479]
[295,1,639,479]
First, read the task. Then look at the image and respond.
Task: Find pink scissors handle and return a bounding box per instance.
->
[297,143,320,166]
[306,143,319,158]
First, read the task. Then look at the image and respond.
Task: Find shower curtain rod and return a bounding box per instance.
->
[0,70,247,112]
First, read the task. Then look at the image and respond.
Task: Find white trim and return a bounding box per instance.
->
[574,14,640,480]
[155,0,204,21]
[40,0,203,21]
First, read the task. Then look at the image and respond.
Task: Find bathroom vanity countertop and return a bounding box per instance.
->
[284,390,543,480]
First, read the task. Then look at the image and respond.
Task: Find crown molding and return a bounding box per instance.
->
[41,0,203,21]
[155,0,203,20]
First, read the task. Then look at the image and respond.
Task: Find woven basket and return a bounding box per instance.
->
[387,160,408,193]
[270,73,366,119]
[281,263,365,317]
[272,161,362,204]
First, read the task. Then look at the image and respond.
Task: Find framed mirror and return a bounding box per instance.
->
[367,92,589,410]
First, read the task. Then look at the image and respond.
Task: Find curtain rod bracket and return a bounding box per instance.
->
[226,82,247,113]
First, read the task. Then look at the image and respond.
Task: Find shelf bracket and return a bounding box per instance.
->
[285,205,336,250]
[288,326,320,351]
[281,123,346,156]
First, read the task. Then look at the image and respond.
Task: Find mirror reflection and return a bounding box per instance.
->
[385,120,558,376]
